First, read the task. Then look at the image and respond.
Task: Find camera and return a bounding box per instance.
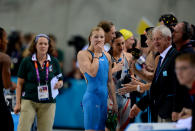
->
[137,56,146,65]
[131,48,141,59]
[135,56,146,71]
[140,34,148,48]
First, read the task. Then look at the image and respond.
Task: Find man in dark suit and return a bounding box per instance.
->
[129,25,179,122]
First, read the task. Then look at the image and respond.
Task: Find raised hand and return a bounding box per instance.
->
[94,41,104,55]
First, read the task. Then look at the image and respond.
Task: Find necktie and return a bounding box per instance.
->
[155,56,162,81]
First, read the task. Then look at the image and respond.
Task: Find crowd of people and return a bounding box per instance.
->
[0,13,195,131]
[77,14,195,131]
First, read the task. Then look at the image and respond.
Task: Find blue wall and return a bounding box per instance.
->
[54,79,87,129]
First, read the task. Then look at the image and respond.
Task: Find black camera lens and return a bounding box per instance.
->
[131,48,141,59]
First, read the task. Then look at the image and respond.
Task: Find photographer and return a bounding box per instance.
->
[132,27,159,83]
[108,31,133,130]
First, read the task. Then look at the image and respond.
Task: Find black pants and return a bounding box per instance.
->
[0,104,14,131]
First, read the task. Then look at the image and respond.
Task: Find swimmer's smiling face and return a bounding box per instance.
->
[112,36,125,54]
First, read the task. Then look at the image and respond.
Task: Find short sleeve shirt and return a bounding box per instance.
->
[17,54,63,103]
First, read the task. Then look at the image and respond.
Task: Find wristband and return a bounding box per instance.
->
[137,85,140,92]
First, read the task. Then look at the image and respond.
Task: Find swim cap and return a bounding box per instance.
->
[120,29,133,40]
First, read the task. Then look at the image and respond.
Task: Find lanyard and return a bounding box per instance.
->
[34,61,49,85]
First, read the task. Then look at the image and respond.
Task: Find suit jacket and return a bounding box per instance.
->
[137,47,179,122]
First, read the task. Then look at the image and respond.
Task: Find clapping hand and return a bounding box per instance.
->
[118,83,137,95]
[118,77,145,95]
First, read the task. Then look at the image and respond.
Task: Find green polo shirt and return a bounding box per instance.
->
[17,54,63,103]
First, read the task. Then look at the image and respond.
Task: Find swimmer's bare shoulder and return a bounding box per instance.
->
[77,50,93,73]
[103,51,112,64]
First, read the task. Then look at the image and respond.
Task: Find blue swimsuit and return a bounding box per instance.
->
[83,50,109,130]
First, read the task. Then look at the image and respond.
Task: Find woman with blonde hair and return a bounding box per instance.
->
[77,26,117,131]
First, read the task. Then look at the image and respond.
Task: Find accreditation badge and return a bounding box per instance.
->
[38,85,49,101]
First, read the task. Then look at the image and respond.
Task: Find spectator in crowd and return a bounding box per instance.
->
[6,31,23,76]
[118,27,158,95]
[191,24,195,41]
[118,28,158,124]
[175,53,195,131]
[191,24,195,51]
[0,27,16,131]
[68,35,87,55]
[14,34,63,131]
[133,27,158,82]
[77,26,118,130]
[119,29,140,114]
[159,13,178,33]
[172,21,194,120]
[173,21,194,53]
[119,29,135,52]
[97,20,116,52]
[22,33,35,57]
[129,25,180,122]
[22,33,35,50]
[48,34,64,70]
[108,31,133,130]
[67,35,87,80]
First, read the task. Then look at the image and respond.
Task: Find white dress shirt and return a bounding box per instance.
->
[159,45,172,66]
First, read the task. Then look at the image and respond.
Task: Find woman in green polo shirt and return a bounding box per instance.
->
[14,34,63,131]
